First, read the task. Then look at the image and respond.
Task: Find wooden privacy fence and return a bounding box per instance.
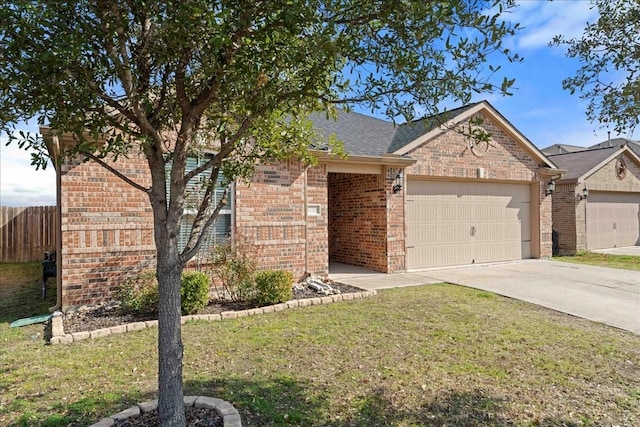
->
[0,206,57,263]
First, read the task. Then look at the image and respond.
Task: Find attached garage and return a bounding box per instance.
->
[549,145,640,254]
[406,179,533,269]
[586,191,640,249]
[317,100,557,274]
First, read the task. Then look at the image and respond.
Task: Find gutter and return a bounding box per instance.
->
[314,151,417,167]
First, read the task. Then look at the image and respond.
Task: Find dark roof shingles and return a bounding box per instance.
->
[547,146,620,181]
[309,103,482,157]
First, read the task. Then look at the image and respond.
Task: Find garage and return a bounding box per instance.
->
[549,145,640,254]
[406,179,532,269]
[586,191,640,249]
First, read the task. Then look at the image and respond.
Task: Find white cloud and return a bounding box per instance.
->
[0,135,56,207]
[506,0,598,51]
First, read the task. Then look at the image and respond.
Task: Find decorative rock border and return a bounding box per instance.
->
[90,395,241,426]
[50,290,377,345]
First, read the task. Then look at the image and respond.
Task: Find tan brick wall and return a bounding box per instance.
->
[405,112,552,259]
[584,152,640,191]
[553,152,640,255]
[235,161,328,279]
[60,154,155,310]
[538,181,554,258]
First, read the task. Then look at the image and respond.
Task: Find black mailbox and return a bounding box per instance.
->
[42,251,56,299]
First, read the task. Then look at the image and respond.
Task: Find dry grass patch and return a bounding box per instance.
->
[1,263,639,426]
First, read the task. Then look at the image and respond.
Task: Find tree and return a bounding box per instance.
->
[0,1,522,425]
[552,0,640,134]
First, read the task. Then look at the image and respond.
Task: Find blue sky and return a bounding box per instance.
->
[0,0,634,207]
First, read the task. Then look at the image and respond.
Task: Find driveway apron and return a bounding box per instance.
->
[422,260,640,335]
[332,260,640,335]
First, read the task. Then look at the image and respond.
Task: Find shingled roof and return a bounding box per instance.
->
[309,109,397,156]
[546,146,621,182]
[540,144,585,156]
[309,103,483,157]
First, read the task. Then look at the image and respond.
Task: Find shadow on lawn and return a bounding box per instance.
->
[14,378,583,426]
[186,378,581,426]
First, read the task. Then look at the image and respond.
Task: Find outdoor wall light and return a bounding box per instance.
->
[578,187,589,200]
[545,180,556,196]
[393,172,404,194]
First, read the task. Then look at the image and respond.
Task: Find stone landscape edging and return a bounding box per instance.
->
[89,395,241,427]
[50,290,377,345]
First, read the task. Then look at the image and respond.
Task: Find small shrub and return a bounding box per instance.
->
[180,271,210,315]
[254,270,294,306]
[119,270,210,316]
[208,238,258,303]
[117,270,158,316]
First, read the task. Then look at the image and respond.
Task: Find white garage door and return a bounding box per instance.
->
[406,180,532,269]
[586,191,640,250]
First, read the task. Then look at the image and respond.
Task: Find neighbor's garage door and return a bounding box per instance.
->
[586,191,640,250]
[406,180,532,269]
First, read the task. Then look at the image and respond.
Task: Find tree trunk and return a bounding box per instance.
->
[156,233,186,426]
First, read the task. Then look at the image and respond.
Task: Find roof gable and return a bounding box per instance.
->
[391,101,556,169]
[309,101,557,169]
[547,145,640,183]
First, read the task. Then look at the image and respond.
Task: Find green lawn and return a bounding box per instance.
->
[553,251,640,271]
[1,263,639,426]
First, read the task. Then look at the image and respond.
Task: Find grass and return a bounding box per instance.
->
[554,251,640,271]
[1,263,640,426]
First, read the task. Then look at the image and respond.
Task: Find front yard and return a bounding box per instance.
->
[1,262,639,426]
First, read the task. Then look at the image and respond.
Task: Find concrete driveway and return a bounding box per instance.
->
[592,245,640,256]
[330,260,640,335]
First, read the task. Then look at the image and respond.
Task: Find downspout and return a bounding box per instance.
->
[583,186,588,251]
[49,135,62,313]
[303,165,309,275]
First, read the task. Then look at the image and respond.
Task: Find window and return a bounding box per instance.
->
[167,157,233,253]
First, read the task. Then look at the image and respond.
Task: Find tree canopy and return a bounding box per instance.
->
[1,1,522,425]
[552,0,640,135]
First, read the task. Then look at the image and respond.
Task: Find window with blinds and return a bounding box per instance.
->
[168,157,232,253]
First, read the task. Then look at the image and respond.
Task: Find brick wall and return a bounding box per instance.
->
[60,154,155,310]
[235,161,328,279]
[584,152,640,191]
[328,172,388,271]
[405,112,539,181]
[553,151,640,255]
[386,167,407,271]
[552,184,578,254]
[60,155,328,309]
[327,167,405,273]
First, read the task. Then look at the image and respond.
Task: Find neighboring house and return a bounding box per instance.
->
[588,138,640,157]
[541,143,585,155]
[43,100,560,310]
[547,145,640,254]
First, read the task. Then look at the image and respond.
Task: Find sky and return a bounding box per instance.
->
[0,0,634,207]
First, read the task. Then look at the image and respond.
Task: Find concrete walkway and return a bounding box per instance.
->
[330,260,640,335]
[592,245,640,256]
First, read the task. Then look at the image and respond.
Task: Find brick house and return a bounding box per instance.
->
[547,145,640,254]
[43,100,559,311]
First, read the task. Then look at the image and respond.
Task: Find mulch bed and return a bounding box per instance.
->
[62,281,365,334]
[114,407,223,427]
